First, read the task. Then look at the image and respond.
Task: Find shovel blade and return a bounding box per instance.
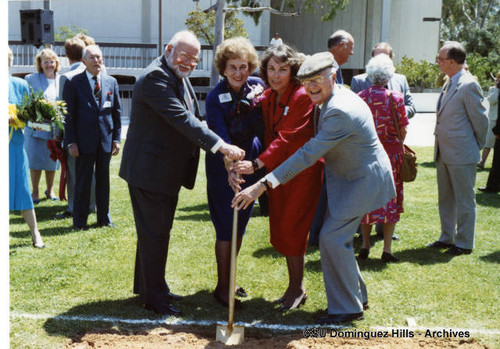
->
[216,324,244,345]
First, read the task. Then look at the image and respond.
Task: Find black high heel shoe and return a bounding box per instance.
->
[277,293,307,312]
[381,252,399,262]
[359,248,370,260]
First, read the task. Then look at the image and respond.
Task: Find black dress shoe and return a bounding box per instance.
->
[363,302,369,310]
[144,302,182,316]
[235,287,247,298]
[426,241,454,249]
[358,248,369,260]
[73,225,87,231]
[213,291,243,309]
[478,187,499,193]
[445,246,472,256]
[56,211,72,219]
[381,252,399,263]
[167,291,183,301]
[317,312,364,324]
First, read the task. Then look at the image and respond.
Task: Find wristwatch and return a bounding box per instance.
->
[260,178,271,191]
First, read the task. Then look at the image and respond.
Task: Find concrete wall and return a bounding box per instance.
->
[270,0,442,69]
[8,0,270,46]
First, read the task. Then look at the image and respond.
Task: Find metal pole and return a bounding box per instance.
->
[44,0,52,49]
[158,0,162,57]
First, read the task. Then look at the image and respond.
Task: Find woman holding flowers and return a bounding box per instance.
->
[8,48,45,248]
[205,37,265,307]
[24,48,61,203]
[232,45,323,311]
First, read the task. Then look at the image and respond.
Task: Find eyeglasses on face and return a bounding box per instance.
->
[436,56,451,63]
[173,47,201,65]
[300,73,329,87]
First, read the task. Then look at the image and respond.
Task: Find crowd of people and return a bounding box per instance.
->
[8,27,498,324]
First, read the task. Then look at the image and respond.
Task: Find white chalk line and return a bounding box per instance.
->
[10,312,500,336]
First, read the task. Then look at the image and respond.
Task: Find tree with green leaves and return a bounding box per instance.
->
[54,26,89,41]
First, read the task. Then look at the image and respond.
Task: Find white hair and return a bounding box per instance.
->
[365,54,395,86]
[82,45,102,59]
[167,30,200,51]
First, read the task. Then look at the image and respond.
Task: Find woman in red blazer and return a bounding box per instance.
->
[234,45,323,311]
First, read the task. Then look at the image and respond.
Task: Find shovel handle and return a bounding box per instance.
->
[228,172,240,332]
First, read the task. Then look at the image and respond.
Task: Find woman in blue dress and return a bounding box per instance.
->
[205,37,264,306]
[24,48,61,203]
[8,48,45,248]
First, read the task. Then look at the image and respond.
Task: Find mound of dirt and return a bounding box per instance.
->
[65,326,489,348]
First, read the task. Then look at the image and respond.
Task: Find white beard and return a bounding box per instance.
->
[167,54,192,79]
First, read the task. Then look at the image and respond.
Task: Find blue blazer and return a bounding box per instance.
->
[63,71,121,154]
[350,73,416,118]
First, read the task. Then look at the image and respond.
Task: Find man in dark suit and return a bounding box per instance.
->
[63,45,122,230]
[479,88,500,192]
[119,30,245,316]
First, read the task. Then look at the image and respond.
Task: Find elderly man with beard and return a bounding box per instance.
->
[119,30,245,316]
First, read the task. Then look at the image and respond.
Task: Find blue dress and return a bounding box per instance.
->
[205,76,265,241]
[9,76,34,211]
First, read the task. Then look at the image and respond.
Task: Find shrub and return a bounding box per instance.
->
[395,56,441,92]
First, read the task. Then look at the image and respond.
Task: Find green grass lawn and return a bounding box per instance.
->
[9,145,500,348]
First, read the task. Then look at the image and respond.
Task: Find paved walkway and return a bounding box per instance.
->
[121,112,437,147]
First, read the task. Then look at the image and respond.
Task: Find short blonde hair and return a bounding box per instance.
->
[35,48,60,73]
[75,33,95,46]
[214,37,259,76]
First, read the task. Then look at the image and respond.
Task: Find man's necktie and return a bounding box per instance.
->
[92,76,101,104]
[313,105,321,135]
[438,81,450,110]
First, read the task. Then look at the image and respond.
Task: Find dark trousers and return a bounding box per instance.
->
[73,145,111,227]
[129,184,178,311]
[486,138,500,190]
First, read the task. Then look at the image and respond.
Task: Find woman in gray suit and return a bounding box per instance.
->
[24,48,61,203]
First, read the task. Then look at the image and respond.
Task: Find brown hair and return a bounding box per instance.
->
[35,48,60,73]
[75,33,96,46]
[64,37,86,62]
[372,42,393,59]
[213,37,259,76]
[259,44,305,85]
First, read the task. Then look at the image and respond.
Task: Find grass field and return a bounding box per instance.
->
[9,145,500,348]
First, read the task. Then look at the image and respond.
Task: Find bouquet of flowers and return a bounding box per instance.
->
[16,91,67,132]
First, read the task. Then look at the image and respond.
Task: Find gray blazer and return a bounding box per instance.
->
[350,73,416,118]
[434,70,488,164]
[272,84,396,220]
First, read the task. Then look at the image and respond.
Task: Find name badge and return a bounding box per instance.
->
[283,106,289,116]
[218,93,232,103]
[103,101,112,108]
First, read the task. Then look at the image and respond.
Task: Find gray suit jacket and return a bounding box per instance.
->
[350,73,416,118]
[434,70,488,164]
[272,84,396,220]
[119,55,220,195]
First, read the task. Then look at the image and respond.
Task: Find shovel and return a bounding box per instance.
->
[216,184,244,344]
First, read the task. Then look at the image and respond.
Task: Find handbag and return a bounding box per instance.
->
[388,93,417,182]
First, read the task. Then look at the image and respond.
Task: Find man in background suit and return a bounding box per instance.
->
[350,42,416,119]
[308,30,355,246]
[63,45,121,230]
[232,52,395,324]
[119,31,245,316]
[327,30,354,85]
[55,36,97,219]
[427,41,488,255]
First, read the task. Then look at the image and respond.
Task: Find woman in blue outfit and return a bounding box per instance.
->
[205,37,264,307]
[24,48,61,203]
[8,48,45,248]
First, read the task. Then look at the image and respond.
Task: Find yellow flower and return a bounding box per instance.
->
[8,103,17,116]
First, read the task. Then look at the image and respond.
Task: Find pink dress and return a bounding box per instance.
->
[358,86,409,224]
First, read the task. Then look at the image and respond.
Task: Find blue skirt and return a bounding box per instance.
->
[9,128,34,210]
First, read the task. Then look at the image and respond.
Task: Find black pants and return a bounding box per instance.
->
[486,138,500,190]
[129,184,178,311]
[73,146,111,227]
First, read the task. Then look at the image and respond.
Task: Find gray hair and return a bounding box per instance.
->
[82,45,103,59]
[167,30,200,51]
[327,30,353,49]
[365,54,395,86]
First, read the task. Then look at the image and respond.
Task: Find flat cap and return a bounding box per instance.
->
[297,52,337,79]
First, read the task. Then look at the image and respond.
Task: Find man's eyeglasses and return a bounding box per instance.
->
[173,47,201,65]
[436,56,451,63]
[300,73,329,87]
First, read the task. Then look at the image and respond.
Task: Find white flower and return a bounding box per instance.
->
[246,84,264,100]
